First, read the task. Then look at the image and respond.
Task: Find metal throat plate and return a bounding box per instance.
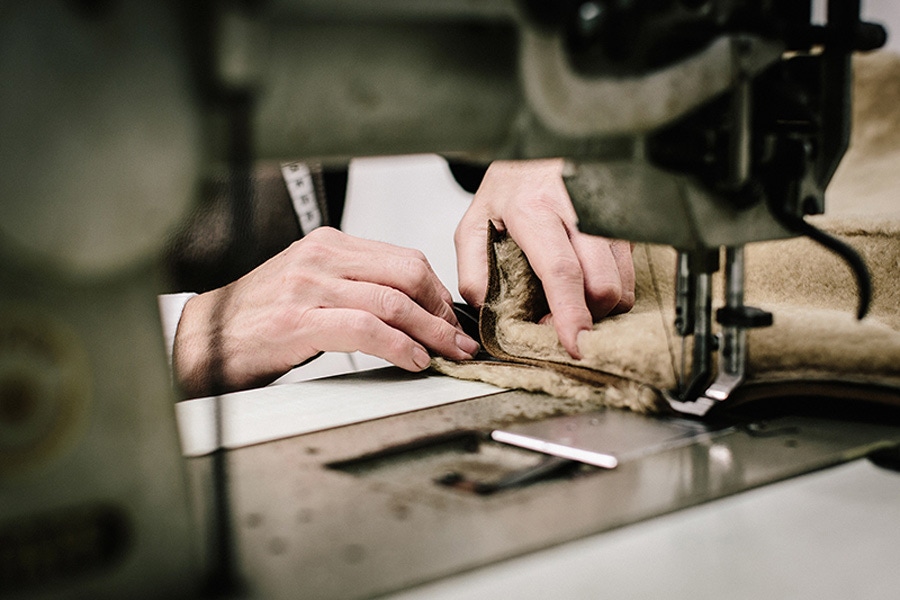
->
[491,409,733,469]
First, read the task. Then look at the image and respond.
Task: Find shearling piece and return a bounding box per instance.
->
[434,51,900,414]
[435,223,900,413]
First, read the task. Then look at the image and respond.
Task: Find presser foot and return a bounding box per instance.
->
[663,366,745,417]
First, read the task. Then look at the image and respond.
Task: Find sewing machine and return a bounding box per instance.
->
[550,0,884,415]
[2,1,899,599]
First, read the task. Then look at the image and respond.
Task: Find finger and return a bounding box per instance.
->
[608,239,636,314]
[296,307,435,372]
[538,237,635,320]
[296,306,478,372]
[347,238,456,307]
[505,210,592,359]
[454,207,492,308]
[324,279,479,361]
[298,228,460,329]
[570,232,626,320]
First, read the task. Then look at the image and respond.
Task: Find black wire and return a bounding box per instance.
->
[773,209,871,320]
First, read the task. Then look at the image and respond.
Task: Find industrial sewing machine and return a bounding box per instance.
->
[545,0,884,415]
[2,1,898,599]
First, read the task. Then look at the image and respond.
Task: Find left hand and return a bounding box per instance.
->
[173,227,478,398]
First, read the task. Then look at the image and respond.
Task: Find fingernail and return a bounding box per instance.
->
[456,333,480,357]
[413,347,431,370]
[572,328,591,360]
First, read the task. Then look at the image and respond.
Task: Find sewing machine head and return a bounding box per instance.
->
[515,0,887,415]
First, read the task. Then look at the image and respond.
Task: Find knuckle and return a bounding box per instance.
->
[385,333,412,359]
[407,248,428,263]
[338,310,379,346]
[298,227,339,260]
[348,308,376,331]
[397,257,435,297]
[401,254,430,280]
[376,288,411,322]
[298,238,328,262]
[544,256,584,285]
[617,289,636,313]
[586,280,623,316]
[305,226,339,243]
[286,265,317,289]
[422,315,454,345]
[435,320,459,347]
[515,193,563,220]
[365,322,411,361]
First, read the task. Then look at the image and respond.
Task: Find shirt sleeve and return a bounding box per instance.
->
[157,292,197,366]
[446,159,489,194]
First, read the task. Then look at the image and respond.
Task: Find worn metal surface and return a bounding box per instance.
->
[564,160,795,251]
[520,33,782,137]
[205,389,900,599]
[491,409,733,467]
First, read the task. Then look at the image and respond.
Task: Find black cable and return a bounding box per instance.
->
[772,209,871,320]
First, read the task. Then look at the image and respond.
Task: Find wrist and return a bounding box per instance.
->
[172,291,242,398]
[172,287,288,398]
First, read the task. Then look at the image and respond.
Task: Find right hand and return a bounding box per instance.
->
[455,159,635,359]
[173,227,479,398]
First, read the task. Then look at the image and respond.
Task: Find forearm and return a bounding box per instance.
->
[171,291,231,398]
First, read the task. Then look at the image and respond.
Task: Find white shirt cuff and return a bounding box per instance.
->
[157,292,197,366]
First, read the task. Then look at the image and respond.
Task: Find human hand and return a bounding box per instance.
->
[454,158,635,359]
[173,227,479,397]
